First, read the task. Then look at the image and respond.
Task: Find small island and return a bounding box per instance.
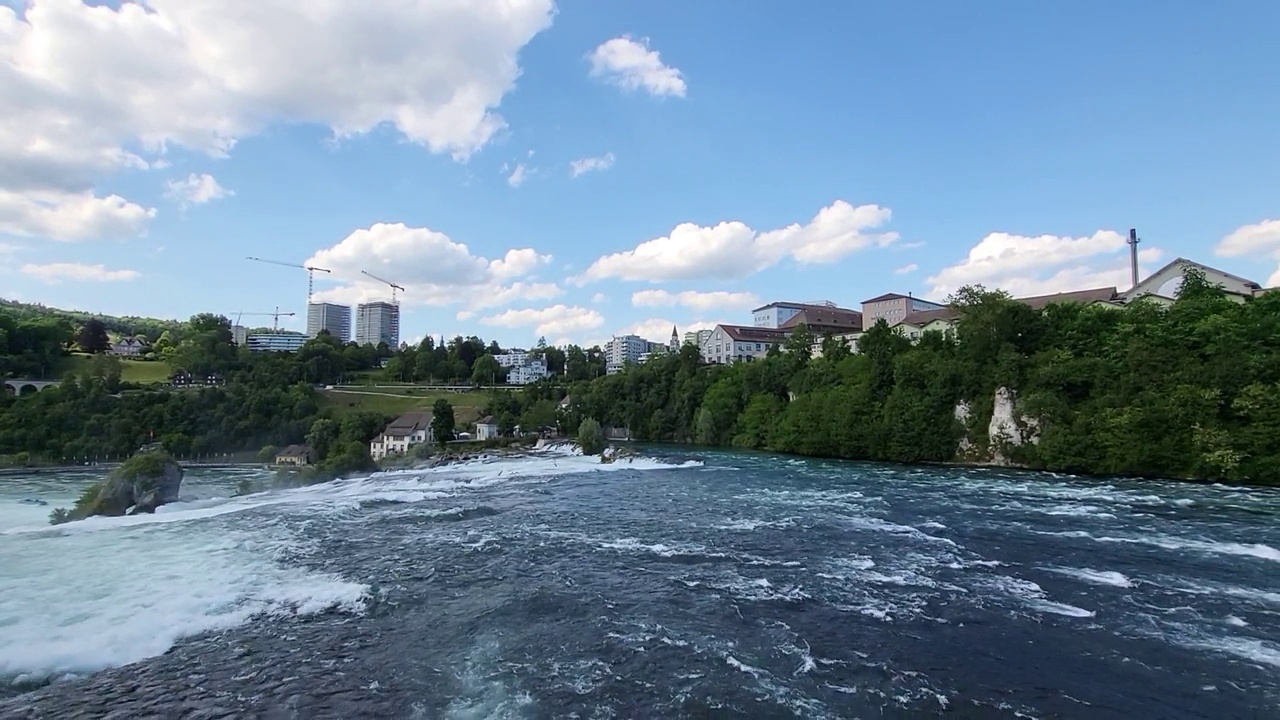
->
[50,444,184,525]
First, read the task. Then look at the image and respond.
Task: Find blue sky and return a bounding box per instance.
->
[2,1,1278,348]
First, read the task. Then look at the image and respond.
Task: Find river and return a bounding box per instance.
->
[0,447,1276,718]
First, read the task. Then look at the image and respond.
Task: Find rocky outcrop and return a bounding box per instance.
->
[50,448,184,524]
[954,387,1040,466]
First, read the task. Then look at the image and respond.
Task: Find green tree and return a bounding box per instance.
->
[76,319,110,354]
[577,417,605,455]
[431,399,455,447]
[471,354,502,385]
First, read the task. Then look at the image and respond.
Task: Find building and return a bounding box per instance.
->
[307,302,352,342]
[860,293,948,327]
[494,351,530,368]
[669,326,680,352]
[605,334,664,374]
[508,357,549,385]
[355,301,400,347]
[1123,257,1269,303]
[475,416,499,441]
[232,325,249,347]
[109,337,146,357]
[369,411,434,461]
[700,324,790,364]
[684,329,713,348]
[274,445,314,466]
[246,332,307,353]
[777,304,864,336]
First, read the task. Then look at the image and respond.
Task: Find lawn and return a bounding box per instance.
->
[55,353,172,384]
[319,388,489,424]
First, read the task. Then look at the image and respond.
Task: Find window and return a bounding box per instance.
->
[756,343,762,351]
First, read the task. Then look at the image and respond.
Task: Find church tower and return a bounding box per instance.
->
[670,325,679,352]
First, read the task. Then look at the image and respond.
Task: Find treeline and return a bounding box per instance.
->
[550,271,1280,485]
[380,335,606,384]
[0,299,182,342]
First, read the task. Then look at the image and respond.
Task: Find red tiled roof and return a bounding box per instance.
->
[715,324,790,342]
[778,306,864,333]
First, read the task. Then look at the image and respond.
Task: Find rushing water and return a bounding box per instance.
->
[0,448,1277,718]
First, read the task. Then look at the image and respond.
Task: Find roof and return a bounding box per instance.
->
[384,411,432,437]
[900,307,960,327]
[1141,257,1262,292]
[1017,286,1119,309]
[276,444,312,458]
[477,415,496,425]
[749,300,840,313]
[778,306,864,333]
[714,324,791,342]
[861,292,912,304]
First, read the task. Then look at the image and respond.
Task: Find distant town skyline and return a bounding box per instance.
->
[2,1,1278,349]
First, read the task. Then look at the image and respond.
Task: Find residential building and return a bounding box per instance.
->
[306,302,352,342]
[684,329,712,348]
[369,411,434,461]
[246,332,307,353]
[701,324,790,364]
[274,445,314,466]
[752,300,844,328]
[861,293,947,327]
[355,301,400,347]
[494,350,530,368]
[475,416,499,441]
[604,334,663,374]
[508,358,549,385]
[109,337,146,357]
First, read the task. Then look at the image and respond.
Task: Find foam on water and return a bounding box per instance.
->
[1043,567,1134,588]
[1042,530,1280,563]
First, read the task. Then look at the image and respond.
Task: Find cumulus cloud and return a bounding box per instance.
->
[21,262,140,284]
[0,0,553,239]
[570,153,615,177]
[507,164,528,188]
[631,289,758,312]
[591,292,606,304]
[305,222,558,309]
[894,263,918,275]
[577,200,897,283]
[0,189,154,241]
[480,304,604,337]
[588,36,686,98]
[625,318,718,344]
[1215,219,1280,287]
[164,173,232,207]
[925,230,1163,299]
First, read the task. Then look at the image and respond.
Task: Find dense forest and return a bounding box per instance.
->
[542,270,1280,485]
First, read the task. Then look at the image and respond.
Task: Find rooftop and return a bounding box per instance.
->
[276,444,312,458]
[750,300,839,313]
[715,324,792,342]
[384,411,432,437]
[778,306,864,332]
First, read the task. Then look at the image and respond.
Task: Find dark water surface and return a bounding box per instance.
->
[1,449,1277,718]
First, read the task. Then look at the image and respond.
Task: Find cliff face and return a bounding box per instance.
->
[50,449,185,524]
[955,387,1040,466]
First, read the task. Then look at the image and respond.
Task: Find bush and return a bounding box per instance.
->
[577,418,605,456]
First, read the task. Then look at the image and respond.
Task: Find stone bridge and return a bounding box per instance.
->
[3,379,60,395]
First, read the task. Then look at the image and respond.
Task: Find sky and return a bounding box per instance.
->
[1,0,1278,349]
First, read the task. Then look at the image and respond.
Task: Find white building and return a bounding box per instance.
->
[246,332,307,353]
[684,329,712,348]
[232,325,249,347]
[475,416,499,440]
[307,302,352,342]
[700,324,789,365]
[753,300,846,328]
[494,351,530,368]
[356,302,400,347]
[508,358,548,385]
[370,411,434,461]
[605,334,663,374]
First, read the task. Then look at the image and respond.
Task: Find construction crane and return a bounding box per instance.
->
[234,308,296,331]
[245,257,332,303]
[361,270,405,305]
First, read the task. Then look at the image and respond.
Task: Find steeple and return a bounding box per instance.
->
[669,325,679,351]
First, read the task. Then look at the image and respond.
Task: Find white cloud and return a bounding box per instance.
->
[588,36,686,98]
[894,263,918,275]
[305,222,558,309]
[164,173,231,207]
[577,200,897,283]
[456,310,475,321]
[1215,219,1280,287]
[507,163,528,188]
[480,304,604,337]
[21,262,140,284]
[0,189,154,241]
[591,292,606,304]
[925,230,1164,298]
[0,0,553,239]
[625,318,717,344]
[570,152,615,177]
[631,289,758,312]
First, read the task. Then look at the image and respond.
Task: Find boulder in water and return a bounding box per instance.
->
[49,448,184,524]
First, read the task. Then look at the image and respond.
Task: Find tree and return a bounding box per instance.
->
[306,418,340,460]
[76,319,110,354]
[471,354,502,385]
[577,418,605,455]
[431,399,455,447]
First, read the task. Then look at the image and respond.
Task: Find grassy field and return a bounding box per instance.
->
[320,388,489,424]
[55,353,172,384]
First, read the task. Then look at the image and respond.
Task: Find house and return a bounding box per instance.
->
[475,416,499,441]
[860,293,948,327]
[109,337,146,357]
[700,324,790,364]
[369,411,435,461]
[1119,257,1271,303]
[274,444,314,466]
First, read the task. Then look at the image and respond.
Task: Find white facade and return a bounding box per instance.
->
[475,417,499,440]
[684,329,712,348]
[232,325,249,347]
[109,338,145,356]
[369,413,434,461]
[701,325,786,365]
[246,332,307,353]
[355,302,400,347]
[307,302,352,342]
[605,334,661,373]
[508,358,548,384]
[495,351,529,368]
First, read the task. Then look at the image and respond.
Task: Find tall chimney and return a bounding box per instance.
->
[1128,228,1140,289]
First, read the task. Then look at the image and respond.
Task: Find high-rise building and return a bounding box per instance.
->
[246,332,308,353]
[355,302,400,347]
[306,302,351,342]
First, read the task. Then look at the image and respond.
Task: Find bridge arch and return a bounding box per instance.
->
[2,379,60,396]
